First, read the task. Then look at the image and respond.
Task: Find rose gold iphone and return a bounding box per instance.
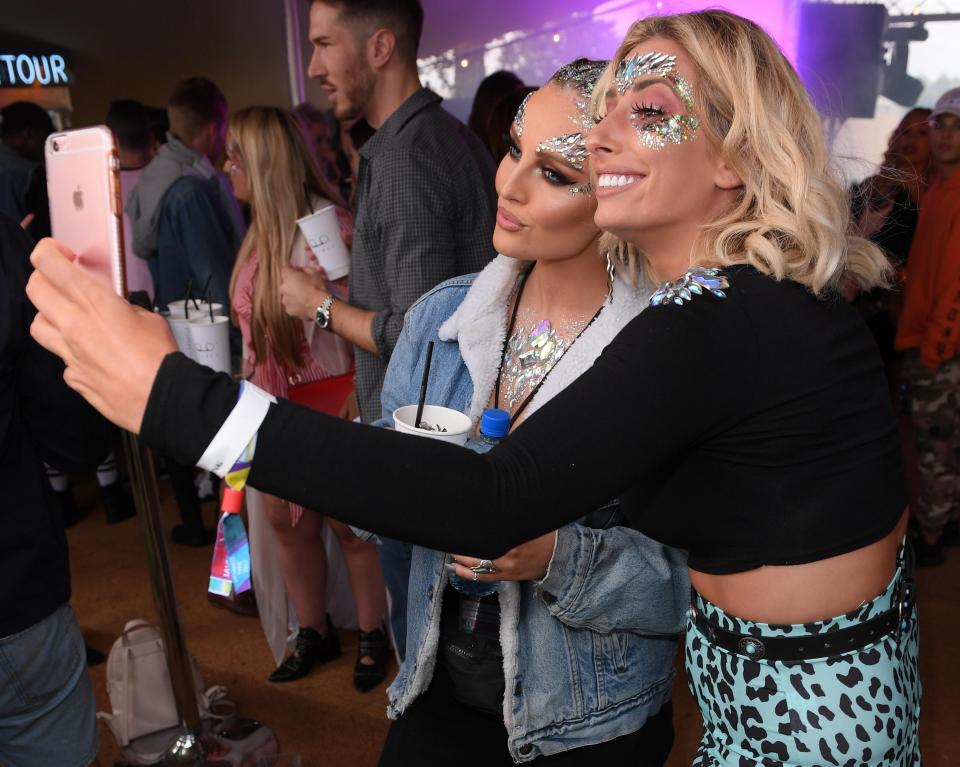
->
[45,126,126,296]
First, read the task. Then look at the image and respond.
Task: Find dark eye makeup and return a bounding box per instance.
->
[504,133,577,187]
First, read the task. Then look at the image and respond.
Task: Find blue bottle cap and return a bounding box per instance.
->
[480,408,510,438]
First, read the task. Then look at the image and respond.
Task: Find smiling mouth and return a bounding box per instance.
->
[597,174,642,189]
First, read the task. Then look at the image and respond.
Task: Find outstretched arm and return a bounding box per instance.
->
[27,237,749,558]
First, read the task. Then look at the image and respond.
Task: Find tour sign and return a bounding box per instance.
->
[0,54,69,87]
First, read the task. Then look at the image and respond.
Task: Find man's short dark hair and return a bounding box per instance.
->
[106,100,152,151]
[317,0,423,63]
[0,101,54,139]
[167,77,228,141]
[145,106,170,146]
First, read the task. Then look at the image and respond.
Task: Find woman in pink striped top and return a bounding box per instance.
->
[225,106,389,691]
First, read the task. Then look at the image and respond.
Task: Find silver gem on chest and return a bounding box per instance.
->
[502,319,568,409]
[649,267,729,306]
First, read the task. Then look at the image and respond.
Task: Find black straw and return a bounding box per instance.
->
[200,275,212,306]
[185,279,198,311]
[304,182,315,214]
[415,341,434,429]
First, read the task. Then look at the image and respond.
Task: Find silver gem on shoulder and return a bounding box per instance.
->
[649,267,729,306]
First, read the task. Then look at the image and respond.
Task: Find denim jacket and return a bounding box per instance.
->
[376,256,689,762]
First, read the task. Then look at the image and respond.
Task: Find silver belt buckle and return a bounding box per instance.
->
[738,636,766,659]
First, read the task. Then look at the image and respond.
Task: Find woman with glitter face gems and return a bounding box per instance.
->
[372,59,683,765]
[27,12,919,767]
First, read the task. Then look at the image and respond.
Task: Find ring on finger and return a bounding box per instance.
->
[470,559,498,575]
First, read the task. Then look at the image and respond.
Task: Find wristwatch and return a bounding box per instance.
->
[314,295,335,329]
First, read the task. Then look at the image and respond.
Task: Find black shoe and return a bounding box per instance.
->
[941,520,960,547]
[171,524,213,547]
[85,645,106,666]
[353,625,389,693]
[100,481,136,524]
[914,537,945,567]
[268,616,341,683]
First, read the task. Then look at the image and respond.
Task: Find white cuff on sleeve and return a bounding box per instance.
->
[197,381,277,477]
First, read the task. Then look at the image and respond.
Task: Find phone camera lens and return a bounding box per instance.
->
[52,140,60,152]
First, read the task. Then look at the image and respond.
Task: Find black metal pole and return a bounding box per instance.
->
[120,430,205,763]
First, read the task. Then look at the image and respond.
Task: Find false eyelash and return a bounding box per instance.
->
[631,102,666,119]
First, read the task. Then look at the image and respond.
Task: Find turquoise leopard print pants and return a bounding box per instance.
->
[686,549,921,766]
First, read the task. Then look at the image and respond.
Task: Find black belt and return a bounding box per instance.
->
[691,571,915,662]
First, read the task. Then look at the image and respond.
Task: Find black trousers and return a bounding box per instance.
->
[378,665,674,766]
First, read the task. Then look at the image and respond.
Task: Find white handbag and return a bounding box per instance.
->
[97,619,232,746]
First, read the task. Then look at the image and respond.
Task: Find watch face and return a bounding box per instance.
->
[315,300,332,328]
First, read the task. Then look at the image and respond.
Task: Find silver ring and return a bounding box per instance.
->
[472,570,479,581]
[470,559,498,575]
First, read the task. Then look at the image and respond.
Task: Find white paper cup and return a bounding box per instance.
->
[167,300,224,319]
[187,316,231,374]
[165,315,195,360]
[393,405,472,446]
[296,205,350,281]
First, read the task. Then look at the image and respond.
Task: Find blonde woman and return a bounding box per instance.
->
[28,10,920,766]
[224,107,389,692]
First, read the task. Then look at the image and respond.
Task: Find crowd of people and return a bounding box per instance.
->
[2,0,959,764]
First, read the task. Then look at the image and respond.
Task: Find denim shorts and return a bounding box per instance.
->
[685,547,921,766]
[0,603,99,767]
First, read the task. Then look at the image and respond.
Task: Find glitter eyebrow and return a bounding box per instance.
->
[514,91,534,137]
[536,132,589,171]
[613,52,677,94]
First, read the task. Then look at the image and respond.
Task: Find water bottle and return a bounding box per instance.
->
[448,408,510,597]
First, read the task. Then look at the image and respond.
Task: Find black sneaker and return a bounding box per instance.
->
[941,520,960,547]
[268,615,341,683]
[100,481,136,524]
[171,524,213,547]
[913,537,945,567]
[353,625,389,693]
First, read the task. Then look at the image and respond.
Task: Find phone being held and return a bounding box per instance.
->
[45,126,127,297]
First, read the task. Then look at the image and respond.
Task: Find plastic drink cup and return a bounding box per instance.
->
[165,314,195,360]
[392,405,472,446]
[296,205,350,280]
[187,315,231,374]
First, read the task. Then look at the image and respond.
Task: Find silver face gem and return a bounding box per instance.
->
[536,131,588,172]
[614,52,677,94]
[553,59,609,131]
[569,182,594,196]
[612,52,700,149]
[630,110,700,150]
[514,91,534,137]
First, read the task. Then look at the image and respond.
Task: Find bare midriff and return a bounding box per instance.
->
[689,509,909,625]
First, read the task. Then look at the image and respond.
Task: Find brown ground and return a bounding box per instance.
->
[64,475,958,766]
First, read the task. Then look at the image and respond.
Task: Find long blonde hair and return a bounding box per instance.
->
[595,11,889,295]
[228,106,344,371]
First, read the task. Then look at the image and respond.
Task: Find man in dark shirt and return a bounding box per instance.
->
[127,77,245,313]
[0,214,111,766]
[126,77,245,546]
[280,0,496,423]
[279,0,496,661]
[0,102,53,225]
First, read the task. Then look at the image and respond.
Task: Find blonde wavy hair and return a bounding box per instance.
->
[594,11,890,295]
[227,106,343,371]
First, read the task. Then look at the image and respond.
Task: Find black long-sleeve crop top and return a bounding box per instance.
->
[142,266,906,574]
